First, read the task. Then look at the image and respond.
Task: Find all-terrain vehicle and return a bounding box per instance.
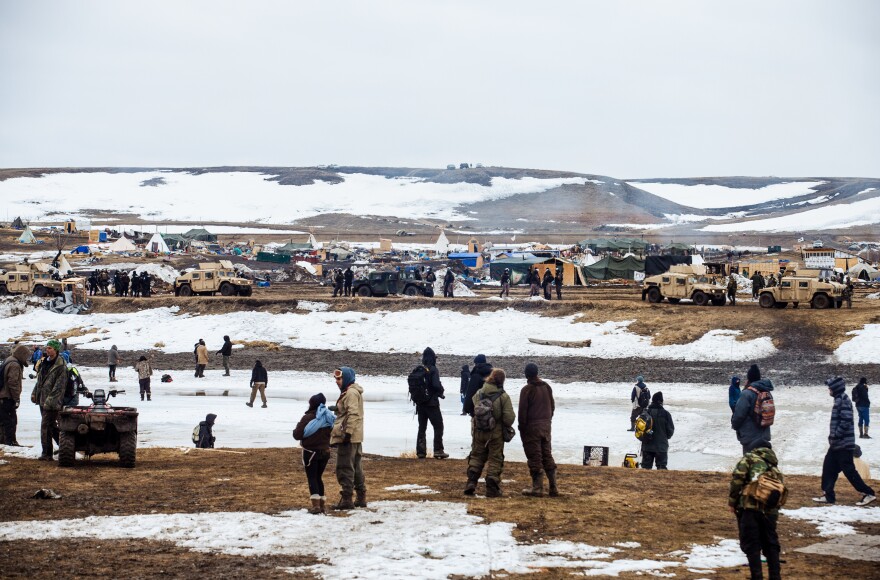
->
[0,263,87,298]
[58,388,138,467]
[758,276,845,309]
[642,264,728,306]
[352,271,431,297]
[174,260,253,297]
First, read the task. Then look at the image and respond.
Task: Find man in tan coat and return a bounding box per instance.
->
[329,366,365,510]
[194,339,208,378]
[31,339,68,460]
[0,344,30,445]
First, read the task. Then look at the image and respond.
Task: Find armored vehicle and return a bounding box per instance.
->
[758,276,845,309]
[58,388,138,468]
[642,264,728,306]
[352,271,431,297]
[0,263,87,298]
[174,260,253,297]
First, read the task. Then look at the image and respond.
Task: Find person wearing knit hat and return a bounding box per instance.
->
[852,377,870,439]
[732,368,774,454]
[462,354,493,417]
[413,347,448,460]
[329,367,366,510]
[813,377,876,506]
[465,368,515,498]
[746,364,761,385]
[31,339,68,460]
[293,392,335,514]
[641,391,674,469]
[519,363,558,498]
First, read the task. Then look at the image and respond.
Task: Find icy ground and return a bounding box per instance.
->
[4,368,877,476]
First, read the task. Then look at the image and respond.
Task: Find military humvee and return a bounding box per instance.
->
[352,271,431,297]
[642,264,728,306]
[758,276,844,309]
[0,263,87,298]
[173,260,253,297]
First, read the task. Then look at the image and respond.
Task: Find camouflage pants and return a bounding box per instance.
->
[468,429,505,482]
[40,408,59,457]
[335,441,365,494]
[520,423,556,473]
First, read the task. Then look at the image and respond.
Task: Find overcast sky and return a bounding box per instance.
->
[1,1,877,178]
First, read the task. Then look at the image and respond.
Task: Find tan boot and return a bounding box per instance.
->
[355,489,367,508]
[331,491,354,510]
[547,469,559,497]
[521,471,544,497]
[308,494,322,515]
[319,496,326,514]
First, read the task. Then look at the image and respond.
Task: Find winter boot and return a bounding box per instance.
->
[245,402,253,407]
[355,489,367,508]
[546,469,559,497]
[331,491,354,510]
[140,394,144,401]
[865,426,872,439]
[308,495,322,515]
[319,496,326,513]
[766,548,781,580]
[859,425,865,438]
[485,477,503,498]
[464,469,479,496]
[147,394,151,401]
[746,551,764,580]
[433,451,449,459]
[261,403,267,408]
[522,470,544,497]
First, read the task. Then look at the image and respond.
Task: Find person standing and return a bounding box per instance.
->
[629,376,650,431]
[247,360,268,408]
[329,367,365,510]
[554,268,563,300]
[135,356,153,401]
[443,268,455,298]
[729,376,742,414]
[813,377,876,506]
[465,369,515,497]
[641,392,675,469]
[107,344,121,382]
[541,269,554,300]
[30,339,67,460]
[424,267,436,297]
[529,269,540,297]
[343,266,354,297]
[218,335,233,376]
[750,272,762,299]
[293,393,335,514]
[0,344,29,446]
[852,377,870,439]
[732,364,773,454]
[499,268,511,298]
[459,364,471,415]
[728,440,783,580]
[414,347,448,459]
[843,278,854,309]
[518,363,558,497]
[333,269,344,297]
[463,354,493,416]
[195,339,208,378]
[727,275,737,306]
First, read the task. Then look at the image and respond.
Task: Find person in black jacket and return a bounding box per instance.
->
[542,269,554,300]
[554,269,563,300]
[343,267,354,296]
[641,391,674,469]
[293,393,334,514]
[459,364,471,415]
[852,377,871,439]
[463,354,493,416]
[196,413,216,448]
[499,268,511,298]
[247,360,269,408]
[217,335,233,376]
[415,347,447,459]
[443,269,455,298]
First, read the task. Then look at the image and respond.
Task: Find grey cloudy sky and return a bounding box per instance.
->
[1,0,878,178]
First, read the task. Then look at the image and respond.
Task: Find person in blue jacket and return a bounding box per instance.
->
[729,376,741,414]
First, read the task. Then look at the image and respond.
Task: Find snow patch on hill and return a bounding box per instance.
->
[628,181,826,209]
[702,195,880,232]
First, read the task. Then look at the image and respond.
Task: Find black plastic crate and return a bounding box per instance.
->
[583,445,609,466]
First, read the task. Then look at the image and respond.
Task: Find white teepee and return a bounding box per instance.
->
[18,226,36,243]
[108,237,137,252]
[434,230,449,254]
[148,232,171,254]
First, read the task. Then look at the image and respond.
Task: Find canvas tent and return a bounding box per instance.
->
[278,242,312,254]
[490,255,547,284]
[108,236,137,253]
[848,262,880,281]
[645,255,692,276]
[583,255,645,280]
[434,231,449,255]
[162,234,190,251]
[18,226,37,243]
[11,217,25,229]
[58,254,73,275]
[147,232,171,254]
[307,233,322,249]
[183,228,218,242]
[580,238,648,253]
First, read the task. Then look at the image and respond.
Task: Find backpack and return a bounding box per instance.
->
[0,359,8,390]
[634,409,654,442]
[747,387,775,427]
[474,391,503,431]
[161,374,173,383]
[637,386,650,408]
[192,424,201,446]
[407,365,431,405]
[743,469,788,509]
[64,368,79,400]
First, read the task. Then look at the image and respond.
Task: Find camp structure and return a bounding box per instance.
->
[848,262,880,281]
[489,254,547,284]
[434,230,449,255]
[147,232,171,254]
[579,238,648,254]
[447,252,484,269]
[11,216,25,230]
[529,258,585,286]
[18,226,37,244]
[108,236,137,253]
[182,228,218,242]
[645,255,693,276]
[582,255,645,280]
[162,234,190,251]
[661,242,695,256]
[307,232,322,249]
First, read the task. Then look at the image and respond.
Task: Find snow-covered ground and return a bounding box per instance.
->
[4,368,876,476]
[702,195,880,232]
[0,171,588,223]
[834,324,880,364]
[627,181,826,209]
[90,223,306,235]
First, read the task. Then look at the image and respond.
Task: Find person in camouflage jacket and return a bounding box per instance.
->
[728,441,782,580]
[30,339,68,460]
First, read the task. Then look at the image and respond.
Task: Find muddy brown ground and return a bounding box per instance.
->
[1,449,877,579]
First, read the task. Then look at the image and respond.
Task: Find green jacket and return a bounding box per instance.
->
[472,381,515,435]
[728,447,784,514]
[32,355,68,411]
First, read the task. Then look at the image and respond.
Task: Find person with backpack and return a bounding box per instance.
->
[293,393,335,514]
[731,364,774,454]
[729,376,741,414]
[629,376,650,431]
[518,363,557,497]
[462,354,493,416]
[61,353,86,408]
[465,368,515,498]
[852,377,870,439]
[135,355,153,401]
[329,367,365,510]
[217,335,233,377]
[107,344,121,382]
[728,439,784,580]
[410,347,448,459]
[194,339,208,378]
[639,391,675,469]
[813,377,876,506]
[0,344,29,446]
[195,413,217,448]
[246,360,269,408]
[30,339,68,460]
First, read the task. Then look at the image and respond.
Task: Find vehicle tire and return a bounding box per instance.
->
[238,286,253,297]
[647,287,662,303]
[178,284,193,297]
[357,286,372,297]
[219,282,234,296]
[119,431,137,468]
[711,296,727,306]
[758,293,775,308]
[667,298,681,304]
[58,431,76,467]
[33,285,48,298]
[0,285,7,296]
[692,291,709,306]
[811,293,830,309]
[403,285,419,296]
[773,302,788,309]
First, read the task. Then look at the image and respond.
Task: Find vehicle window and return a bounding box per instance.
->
[799,282,808,288]
[677,278,686,285]
[192,273,200,280]
[662,277,670,283]
[20,274,29,281]
[781,282,791,288]
[205,272,214,279]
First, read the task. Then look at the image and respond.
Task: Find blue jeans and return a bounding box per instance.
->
[857,407,870,427]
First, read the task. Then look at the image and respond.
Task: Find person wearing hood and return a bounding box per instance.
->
[852,377,870,439]
[135,356,153,401]
[728,440,783,580]
[194,339,208,378]
[641,391,675,469]
[293,393,335,514]
[217,335,233,377]
[499,268,511,298]
[463,354,493,416]
[518,363,558,497]
[196,413,217,448]
[629,376,650,431]
[329,366,365,510]
[107,344,121,382]
[414,347,448,459]
[465,368,515,497]
[443,268,455,298]
[31,339,68,460]
[729,376,742,414]
[247,360,269,408]
[731,364,773,454]
[813,377,876,506]
[0,344,29,446]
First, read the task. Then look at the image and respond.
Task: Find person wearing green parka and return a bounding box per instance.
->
[465,368,515,498]
[31,339,68,460]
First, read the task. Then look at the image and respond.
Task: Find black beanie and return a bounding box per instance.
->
[825,376,846,395]
[652,391,663,404]
[746,364,761,383]
[308,393,326,411]
[474,354,487,364]
[524,363,539,379]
